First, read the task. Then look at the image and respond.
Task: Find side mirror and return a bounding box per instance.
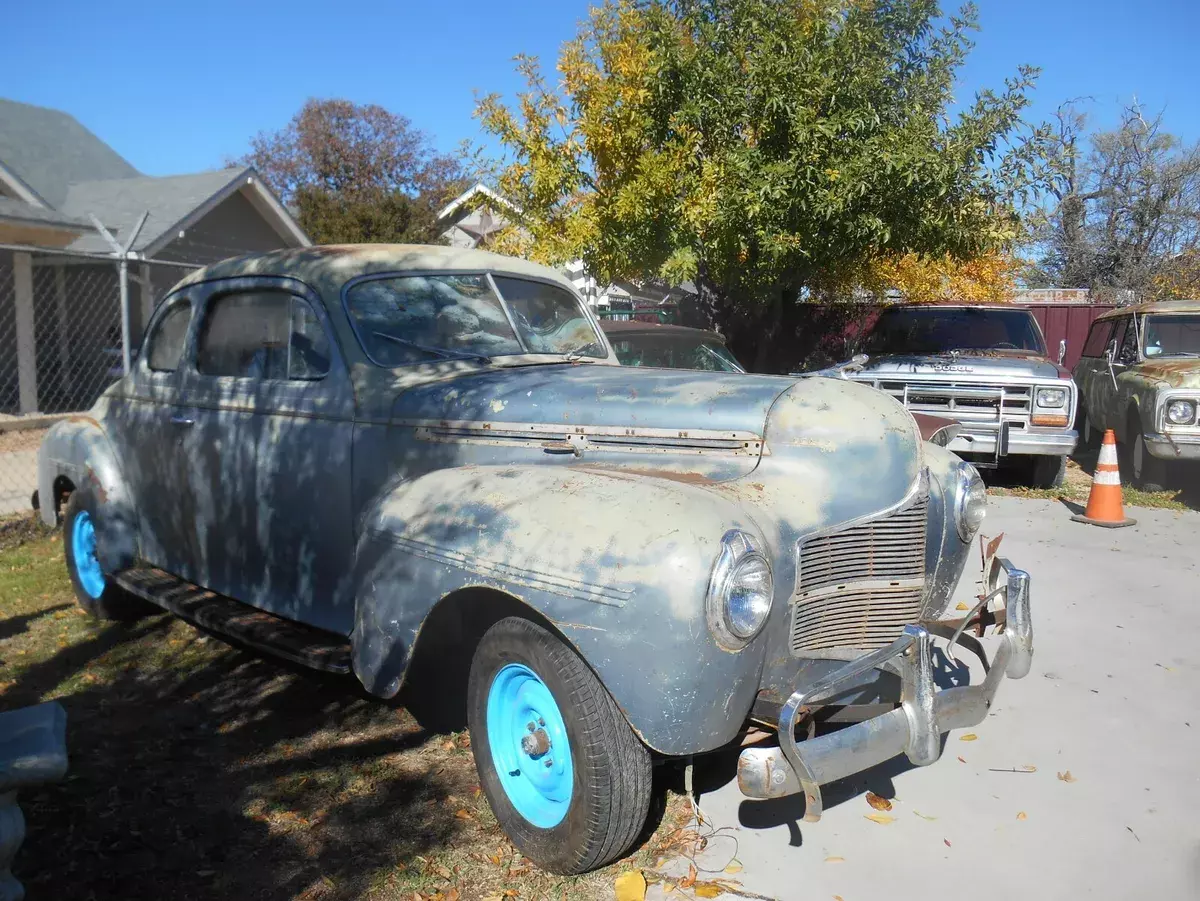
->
[1057,339,1067,365]
[1104,347,1118,390]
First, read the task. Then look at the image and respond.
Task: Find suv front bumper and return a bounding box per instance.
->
[1144,431,1200,461]
[949,426,1076,459]
[738,559,1032,820]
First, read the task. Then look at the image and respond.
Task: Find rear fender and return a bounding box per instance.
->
[350,463,770,755]
[37,414,138,570]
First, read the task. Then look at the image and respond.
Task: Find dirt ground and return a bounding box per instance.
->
[0,523,704,901]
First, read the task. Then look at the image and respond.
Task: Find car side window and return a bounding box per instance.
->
[1081,320,1114,358]
[197,291,330,381]
[1118,316,1139,364]
[146,300,193,373]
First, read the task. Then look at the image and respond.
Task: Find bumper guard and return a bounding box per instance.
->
[738,558,1033,820]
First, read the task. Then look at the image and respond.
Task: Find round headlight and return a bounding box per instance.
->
[706,531,774,649]
[725,554,773,639]
[1167,400,1196,425]
[955,465,987,541]
[1036,387,1068,408]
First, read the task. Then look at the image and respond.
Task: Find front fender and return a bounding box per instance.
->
[37,414,138,571]
[350,464,769,755]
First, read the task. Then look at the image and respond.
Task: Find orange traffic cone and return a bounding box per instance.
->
[1071,429,1136,528]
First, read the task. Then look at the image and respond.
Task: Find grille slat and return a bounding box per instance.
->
[873,380,1033,424]
[791,492,928,654]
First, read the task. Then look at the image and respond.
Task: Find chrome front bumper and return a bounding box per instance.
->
[738,559,1033,820]
[948,427,1076,458]
[1144,431,1200,461]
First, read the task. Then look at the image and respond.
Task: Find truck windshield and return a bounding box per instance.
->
[344,273,605,366]
[609,333,745,372]
[1143,315,1200,357]
[863,307,1046,356]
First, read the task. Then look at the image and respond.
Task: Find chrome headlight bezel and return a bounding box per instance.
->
[1035,386,1068,409]
[953,463,987,542]
[705,530,774,650]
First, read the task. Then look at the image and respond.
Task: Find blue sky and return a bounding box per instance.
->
[4,0,1198,178]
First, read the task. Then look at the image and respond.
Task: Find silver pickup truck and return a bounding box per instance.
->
[828,303,1078,487]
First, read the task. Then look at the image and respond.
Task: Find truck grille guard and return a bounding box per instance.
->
[738,557,1033,821]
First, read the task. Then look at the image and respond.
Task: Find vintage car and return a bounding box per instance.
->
[36,246,1032,875]
[1074,300,1200,490]
[827,302,1078,488]
[599,319,745,372]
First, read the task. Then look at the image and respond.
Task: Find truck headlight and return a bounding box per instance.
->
[1035,387,1068,408]
[1166,400,1196,425]
[954,464,987,542]
[706,531,773,649]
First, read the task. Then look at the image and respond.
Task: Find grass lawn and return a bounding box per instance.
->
[0,519,706,901]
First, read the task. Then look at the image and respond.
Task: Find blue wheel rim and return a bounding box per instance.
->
[71,510,105,600]
[486,663,574,828]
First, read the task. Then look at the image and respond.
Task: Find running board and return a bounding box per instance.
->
[113,567,352,674]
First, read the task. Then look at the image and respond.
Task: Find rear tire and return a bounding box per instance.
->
[1078,402,1100,450]
[467,616,652,875]
[1027,455,1067,489]
[63,488,146,620]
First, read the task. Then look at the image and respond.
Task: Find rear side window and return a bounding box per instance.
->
[146,300,192,372]
[197,292,330,380]
[1081,320,1115,358]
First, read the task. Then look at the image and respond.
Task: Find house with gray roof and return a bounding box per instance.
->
[0,97,310,417]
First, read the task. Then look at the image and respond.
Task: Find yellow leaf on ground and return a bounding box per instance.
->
[454,809,472,820]
[614,870,646,901]
[663,884,677,894]
[865,791,892,811]
[694,886,722,899]
[724,861,743,874]
[1057,770,1077,783]
[913,811,938,821]
[865,813,895,825]
[959,734,978,742]
[824,856,845,863]
[1017,812,1028,820]
[956,602,970,611]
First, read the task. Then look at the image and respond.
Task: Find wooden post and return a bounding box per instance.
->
[13,252,37,414]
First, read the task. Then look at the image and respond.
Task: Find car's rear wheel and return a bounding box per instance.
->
[467,616,652,875]
[63,487,146,620]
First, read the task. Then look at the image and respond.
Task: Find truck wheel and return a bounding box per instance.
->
[1127,429,1169,492]
[1078,403,1099,449]
[467,616,652,875]
[63,488,145,620]
[1028,455,1067,489]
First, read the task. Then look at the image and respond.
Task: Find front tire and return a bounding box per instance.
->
[467,617,652,875]
[1027,454,1067,489]
[63,488,146,620]
[1126,427,1169,492]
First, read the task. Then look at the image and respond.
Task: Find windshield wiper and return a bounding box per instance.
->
[371,331,491,364]
[564,341,605,362]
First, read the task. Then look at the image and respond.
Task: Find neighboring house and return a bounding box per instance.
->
[436,182,698,321]
[0,97,309,414]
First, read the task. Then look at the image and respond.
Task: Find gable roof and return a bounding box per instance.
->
[0,196,90,230]
[0,97,139,208]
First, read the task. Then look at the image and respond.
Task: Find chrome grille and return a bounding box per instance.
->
[873,380,1032,425]
[791,492,928,653]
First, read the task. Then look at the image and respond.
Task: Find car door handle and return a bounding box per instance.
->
[170,414,195,427]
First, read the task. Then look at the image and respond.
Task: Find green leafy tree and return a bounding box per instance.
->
[477,0,1052,370]
[243,98,466,245]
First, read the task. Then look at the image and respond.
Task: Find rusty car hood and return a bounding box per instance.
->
[853,351,1068,381]
[1133,358,1200,388]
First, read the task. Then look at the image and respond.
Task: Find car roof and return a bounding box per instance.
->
[599,320,728,342]
[1095,299,1200,321]
[168,244,580,298]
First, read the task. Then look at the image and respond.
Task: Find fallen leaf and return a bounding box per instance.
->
[724,860,743,874]
[864,813,895,825]
[614,870,646,901]
[442,740,456,751]
[694,887,722,899]
[1057,770,1077,783]
[664,884,677,894]
[913,811,938,821]
[865,791,892,811]
[502,892,519,899]
[679,863,698,889]
[454,809,473,820]
[956,602,970,611]
[835,896,846,901]
[824,856,845,863]
[446,890,460,901]
[1016,812,1027,821]
[959,733,978,742]
[944,838,952,847]
[957,756,967,763]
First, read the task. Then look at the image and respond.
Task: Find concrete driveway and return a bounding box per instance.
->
[652,496,1200,900]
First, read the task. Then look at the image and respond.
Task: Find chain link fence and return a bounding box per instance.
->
[0,246,198,515]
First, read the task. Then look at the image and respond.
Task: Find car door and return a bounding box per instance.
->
[1092,316,1129,430]
[114,294,202,575]
[1075,318,1114,426]
[182,280,356,633]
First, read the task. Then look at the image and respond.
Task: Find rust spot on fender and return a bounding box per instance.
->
[577,464,717,486]
[85,467,108,504]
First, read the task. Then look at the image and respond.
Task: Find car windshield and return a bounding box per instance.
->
[344,273,605,366]
[608,332,745,372]
[1143,314,1200,357]
[863,307,1047,356]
